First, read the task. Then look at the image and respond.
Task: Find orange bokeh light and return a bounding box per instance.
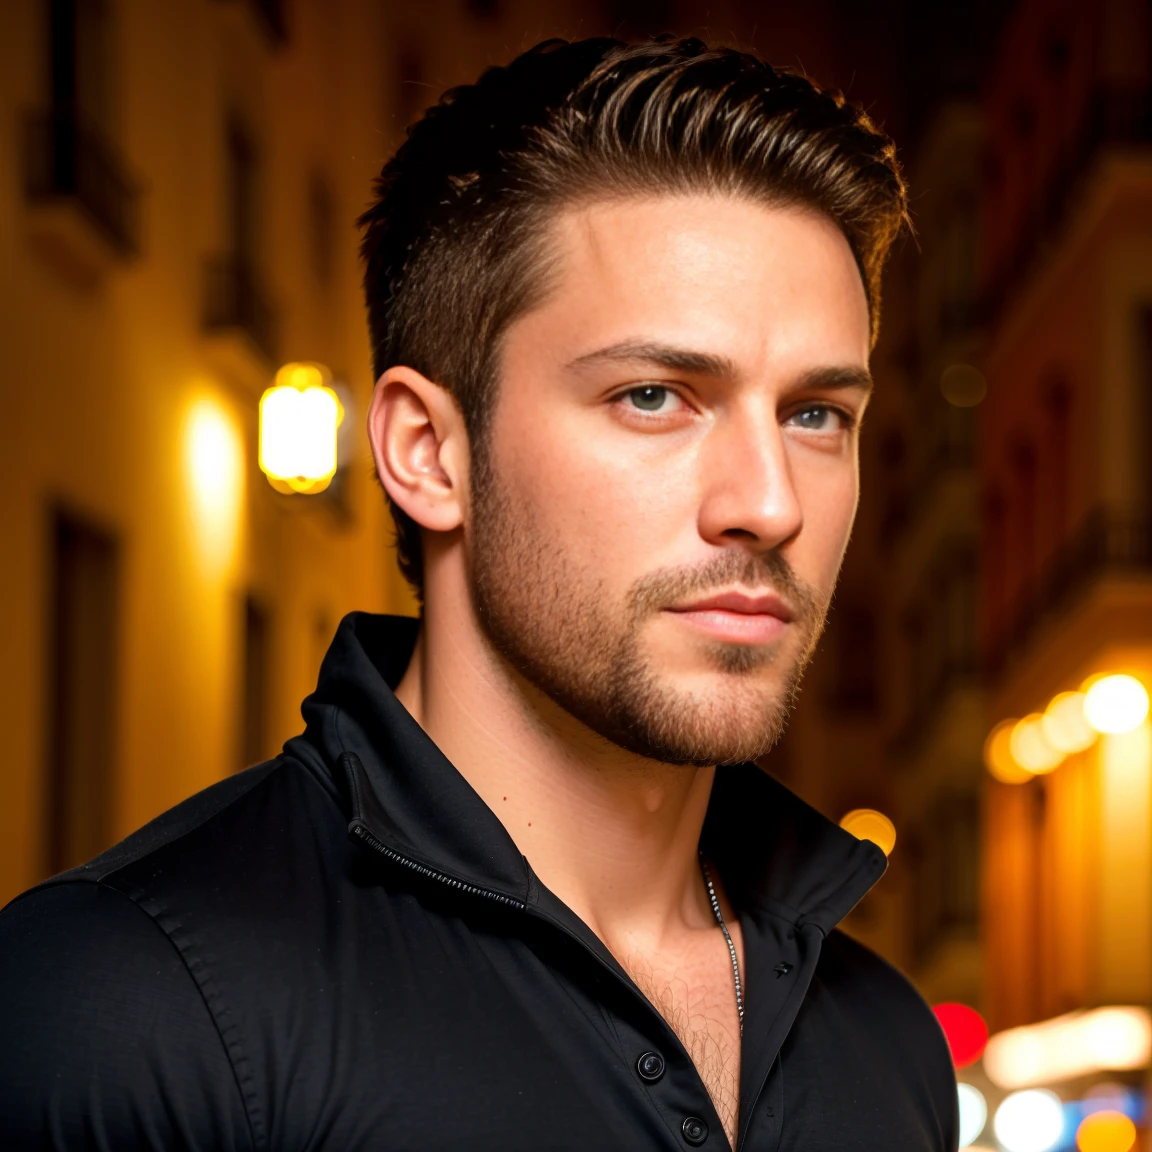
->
[1076,1110,1136,1152]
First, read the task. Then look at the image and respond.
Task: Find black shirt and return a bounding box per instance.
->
[0,613,959,1151]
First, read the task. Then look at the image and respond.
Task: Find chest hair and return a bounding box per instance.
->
[627,957,741,1149]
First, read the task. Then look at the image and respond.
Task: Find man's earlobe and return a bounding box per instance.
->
[367,366,468,534]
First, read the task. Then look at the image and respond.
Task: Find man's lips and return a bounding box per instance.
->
[663,589,794,644]
[666,589,794,622]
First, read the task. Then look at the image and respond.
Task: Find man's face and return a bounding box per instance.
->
[467,194,872,766]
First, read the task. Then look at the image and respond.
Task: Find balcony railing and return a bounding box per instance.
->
[202,256,278,363]
[981,84,1152,329]
[987,509,1152,677]
[24,108,140,256]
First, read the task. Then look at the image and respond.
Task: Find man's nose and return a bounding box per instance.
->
[696,411,803,551]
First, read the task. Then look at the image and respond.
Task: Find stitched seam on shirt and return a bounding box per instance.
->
[128,895,267,1152]
[82,883,261,1152]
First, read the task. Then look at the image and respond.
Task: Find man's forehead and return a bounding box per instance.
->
[525,195,872,372]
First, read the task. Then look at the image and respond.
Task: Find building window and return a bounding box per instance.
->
[24,0,139,254]
[45,507,121,874]
[239,594,270,770]
[203,115,277,360]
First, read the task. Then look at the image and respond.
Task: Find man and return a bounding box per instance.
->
[0,37,958,1150]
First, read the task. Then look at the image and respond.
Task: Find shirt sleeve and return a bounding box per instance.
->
[0,881,253,1152]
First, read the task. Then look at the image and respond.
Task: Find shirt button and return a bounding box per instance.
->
[636,1051,665,1082]
[681,1116,709,1145]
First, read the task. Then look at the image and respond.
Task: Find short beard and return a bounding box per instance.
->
[467,450,831,767]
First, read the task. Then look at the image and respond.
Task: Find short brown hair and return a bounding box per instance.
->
[359,36,908,597]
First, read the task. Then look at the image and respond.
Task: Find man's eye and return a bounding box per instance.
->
[626,385,673,412]
[788,405,844,431]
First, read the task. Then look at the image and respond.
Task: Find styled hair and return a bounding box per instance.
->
[359,36,908,597]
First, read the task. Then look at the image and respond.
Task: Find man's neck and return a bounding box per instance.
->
[393,606,718,947]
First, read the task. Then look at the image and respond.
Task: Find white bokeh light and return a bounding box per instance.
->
[993,1089,1064,1152]
[1083,675,1149,734]
[957,1083,987,1148]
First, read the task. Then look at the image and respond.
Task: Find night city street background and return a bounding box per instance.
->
[2,1,1151,1149]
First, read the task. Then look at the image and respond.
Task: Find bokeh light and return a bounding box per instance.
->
[934,1003,988,1068]
[957,1082,987,1148]
[1082,675,1149,735]
[1010,713,1063,774]
[993,1089,1064,1152]
[185,395,243,573]
[259,362,344,494]
[940,363,987,407]
[984,1007,1152,1089]
[985,719,1034,784]
[1041,691,1097,754]
[1076,1110,1136,1152]
[838,809,897,855]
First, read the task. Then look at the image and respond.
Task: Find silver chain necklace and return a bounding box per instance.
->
[699,853,744,1037]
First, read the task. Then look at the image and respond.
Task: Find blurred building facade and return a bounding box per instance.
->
[0,0,614,906]
[975,0,1152,1128]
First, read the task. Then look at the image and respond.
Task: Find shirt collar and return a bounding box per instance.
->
[293,612,885,934]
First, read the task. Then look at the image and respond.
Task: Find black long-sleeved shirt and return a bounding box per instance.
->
[0,613,959,1150]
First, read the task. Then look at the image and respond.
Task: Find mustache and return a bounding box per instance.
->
[627,549,823,624]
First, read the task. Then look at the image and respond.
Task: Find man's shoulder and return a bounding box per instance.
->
[801,928,959,1145]
[787,930,958,1147]
[32,757,296,889]
[0,880,253,1149]
[0,752,349,1149]
[816,927,946,1045]
[13,750,343,911]
[1,749,352,1018]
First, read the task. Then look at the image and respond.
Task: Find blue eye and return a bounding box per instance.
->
[790,406,840,430]
[627,386,670,412]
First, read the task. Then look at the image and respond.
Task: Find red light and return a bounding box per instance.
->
[933,1002,988,1068]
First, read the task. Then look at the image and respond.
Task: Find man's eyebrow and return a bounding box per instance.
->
[792,364,874,393]
[565,340,874,394]
[565,340,737,378]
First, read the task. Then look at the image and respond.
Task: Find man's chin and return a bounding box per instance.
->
[603,665,797,767]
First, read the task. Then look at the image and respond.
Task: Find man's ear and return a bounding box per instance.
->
[367,366,469,534]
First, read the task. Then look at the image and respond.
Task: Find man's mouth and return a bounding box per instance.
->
[664,588,794,644]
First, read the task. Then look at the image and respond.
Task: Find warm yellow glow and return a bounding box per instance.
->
[259,362,344,494]
[1010,713,1063,774]
[1076,1111,1136,1152]
[1041,691,1097,754]
[985,719,1034,784]
[185,395,243,572]
[839,808,897,855]
[940,363,988,407]
[1083,675,1150,735]
[983,1006,1152,1090]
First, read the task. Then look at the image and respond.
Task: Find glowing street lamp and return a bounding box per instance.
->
[259,362,344,494]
